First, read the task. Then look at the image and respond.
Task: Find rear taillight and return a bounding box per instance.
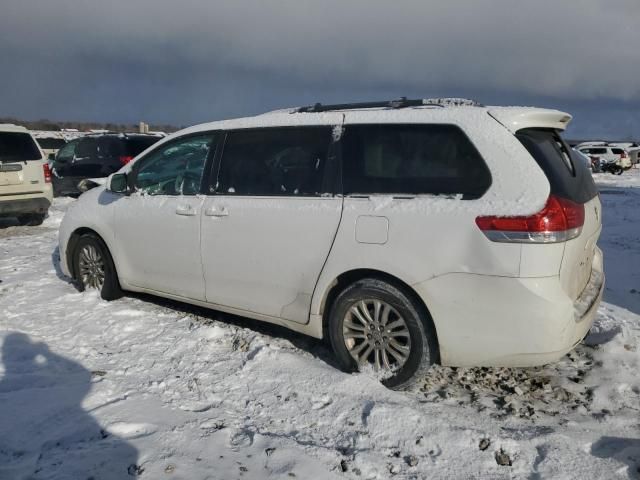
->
[475,195,584,243]
[119,155,134,165]
[43,164,52,183]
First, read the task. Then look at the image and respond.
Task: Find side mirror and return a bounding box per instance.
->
[107,173,129,194]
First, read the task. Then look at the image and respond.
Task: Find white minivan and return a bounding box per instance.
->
[59,99,604,388]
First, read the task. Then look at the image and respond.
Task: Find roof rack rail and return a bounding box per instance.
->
[83,131,118,136]
[296,97,432,113]
[422,97,483,107]
[82,131,161,137]
[296,97,482,113]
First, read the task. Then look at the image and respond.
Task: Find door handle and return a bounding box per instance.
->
[175,205,197,216]
[204,206,229,217]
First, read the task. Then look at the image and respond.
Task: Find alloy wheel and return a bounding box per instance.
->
[78,244,105,290]
[342,299,411,371]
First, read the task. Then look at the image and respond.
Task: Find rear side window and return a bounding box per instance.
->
[75,138,99,158]
[611,148,624,155]
[216,127,333,196]
[97,137,124,157]
[341,124,491,198]
[125,136,162,156]
[517,129,597,204]
[0,132,42,162]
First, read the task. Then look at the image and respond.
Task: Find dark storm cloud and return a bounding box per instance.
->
[1,0,639,137]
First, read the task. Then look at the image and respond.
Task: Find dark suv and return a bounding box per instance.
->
[52,133,163,196]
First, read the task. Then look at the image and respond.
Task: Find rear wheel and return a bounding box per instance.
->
[17,213,46,226]
[73,233,123,300]
[328,278,437,390]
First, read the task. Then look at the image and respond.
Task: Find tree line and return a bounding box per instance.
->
[0,117,179,133]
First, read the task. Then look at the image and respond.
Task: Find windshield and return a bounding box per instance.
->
[0,132,42,162]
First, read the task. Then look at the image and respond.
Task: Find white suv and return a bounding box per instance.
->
[577,144,632,171]
[0,124,53,225]
[59,99,604,388]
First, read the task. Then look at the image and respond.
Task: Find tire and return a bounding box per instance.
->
[328,278,437,390]
[17,213,46,226]
[73,233,123,301]
[615,166,623,175]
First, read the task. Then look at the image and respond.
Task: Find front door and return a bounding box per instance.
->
[201,123,343,323]
[114,133,219,300]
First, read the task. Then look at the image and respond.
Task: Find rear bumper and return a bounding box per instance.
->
[0,196,51,216]
[414,247,604,367]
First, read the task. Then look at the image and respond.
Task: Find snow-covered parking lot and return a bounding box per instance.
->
[1,171,639,479]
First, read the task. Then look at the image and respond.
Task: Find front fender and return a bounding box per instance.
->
[58,187,120,278]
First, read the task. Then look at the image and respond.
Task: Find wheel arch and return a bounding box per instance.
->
[66,227,116,281]
[318,268,440,363]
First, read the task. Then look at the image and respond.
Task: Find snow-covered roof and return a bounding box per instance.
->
[31,130,85,141]
[0,123,30,133]
[175,104,573,139]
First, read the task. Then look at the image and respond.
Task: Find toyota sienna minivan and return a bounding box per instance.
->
[59,98,604,389]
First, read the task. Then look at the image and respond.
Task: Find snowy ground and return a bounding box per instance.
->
[1,170,639,479]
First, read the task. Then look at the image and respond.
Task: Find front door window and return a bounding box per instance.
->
[134,135,216,196]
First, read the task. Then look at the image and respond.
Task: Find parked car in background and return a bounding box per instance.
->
[0,124,52,225]
[611,147,632,170]
[628,147,640,167]
[59,99,604,389]
[35,137,67,162]
[52,133,163,196]
[577,144,632,173]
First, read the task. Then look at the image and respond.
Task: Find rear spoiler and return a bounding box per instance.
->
[489,107,572,133]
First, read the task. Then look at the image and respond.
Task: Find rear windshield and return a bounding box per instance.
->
[125,137,161,156]
[36,138,67,149]
[517,128,597,204]
[0,132,42,162]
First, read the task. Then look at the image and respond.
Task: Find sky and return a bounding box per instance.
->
[1,0,639,139]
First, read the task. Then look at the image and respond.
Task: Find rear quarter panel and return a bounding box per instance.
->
[310,110,551,318]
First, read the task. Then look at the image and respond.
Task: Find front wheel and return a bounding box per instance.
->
[73,233,123,300]
[328,278,437,390]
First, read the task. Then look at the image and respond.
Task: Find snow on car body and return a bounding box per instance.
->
[58,99,604,388]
